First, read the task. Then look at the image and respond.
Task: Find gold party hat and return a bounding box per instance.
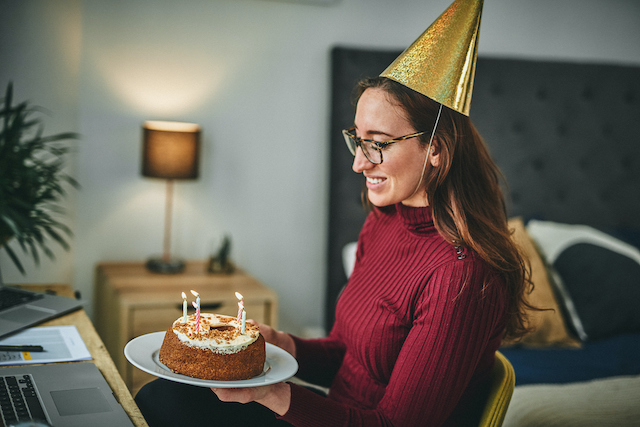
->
[380,0,484,116]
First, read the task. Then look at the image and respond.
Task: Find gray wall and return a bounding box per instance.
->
[2,0,639,336]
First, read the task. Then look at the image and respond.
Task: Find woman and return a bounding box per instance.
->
[136,1,533,424]
[135,75,532,426]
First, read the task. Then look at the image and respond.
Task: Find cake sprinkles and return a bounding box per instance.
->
[158,313,266,381]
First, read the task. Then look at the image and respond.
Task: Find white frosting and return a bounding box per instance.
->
[171,313,259,355]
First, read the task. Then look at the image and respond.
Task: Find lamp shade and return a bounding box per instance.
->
[142,120,200,179]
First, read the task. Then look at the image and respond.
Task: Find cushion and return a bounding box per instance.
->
[500,333,640,385]
[555,243,640,340]
[503,374,640,427]
[342,242,358,279]
[526,220,640,265]
[504,218,580,347]
[527,220,640,341]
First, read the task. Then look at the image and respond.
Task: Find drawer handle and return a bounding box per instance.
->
[176,302,223,311]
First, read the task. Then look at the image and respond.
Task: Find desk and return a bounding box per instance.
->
[1,284,148,427]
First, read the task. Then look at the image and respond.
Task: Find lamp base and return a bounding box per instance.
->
[145,257,185,274]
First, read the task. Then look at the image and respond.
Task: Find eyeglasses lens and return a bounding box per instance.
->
[342,130,381,164]
[342,130,356,156]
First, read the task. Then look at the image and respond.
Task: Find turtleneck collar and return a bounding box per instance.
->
[395,203,437,236]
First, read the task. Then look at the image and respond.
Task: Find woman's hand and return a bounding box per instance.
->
[248,320,296,358]
[209,323,295,416]
[211,382,291,416]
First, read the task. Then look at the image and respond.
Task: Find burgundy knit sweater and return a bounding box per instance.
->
[280,204,507,426]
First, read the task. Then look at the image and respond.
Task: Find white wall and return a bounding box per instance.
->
[2,0,640,336]
[0,0,82,283]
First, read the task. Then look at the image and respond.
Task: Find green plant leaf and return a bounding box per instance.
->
[43,226,70,251]
[25,239,40,265]
[0,81,79,275]
[2,242,26,275]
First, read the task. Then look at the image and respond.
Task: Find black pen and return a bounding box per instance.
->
[0,345,44,352]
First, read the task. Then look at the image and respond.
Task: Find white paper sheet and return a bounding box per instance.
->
[0,325,92,365]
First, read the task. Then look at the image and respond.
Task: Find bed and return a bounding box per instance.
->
[325,46,640,425]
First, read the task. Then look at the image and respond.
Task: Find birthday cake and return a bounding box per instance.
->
[158,313,265,381]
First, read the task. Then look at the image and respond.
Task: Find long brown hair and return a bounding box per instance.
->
[355,77,533,341]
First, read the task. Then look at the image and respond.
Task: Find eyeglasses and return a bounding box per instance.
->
[342,127,426,165]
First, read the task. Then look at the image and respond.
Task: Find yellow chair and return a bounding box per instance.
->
[478,351,516,427]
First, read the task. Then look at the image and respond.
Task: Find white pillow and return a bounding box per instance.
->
[526,219,640,341]
[342,242,358,279]
[526,220,640,264]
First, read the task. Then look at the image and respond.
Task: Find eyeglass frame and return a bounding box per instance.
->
[342,127,427,165]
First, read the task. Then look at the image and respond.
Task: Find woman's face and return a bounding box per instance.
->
[352,88,434,207]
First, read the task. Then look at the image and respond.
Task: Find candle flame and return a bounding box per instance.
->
[182,292,187,299]
[191,290,199,297]
[192,301,198,309]
[235,292,243,300]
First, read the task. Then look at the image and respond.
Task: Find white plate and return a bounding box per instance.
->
[124,331,298,388]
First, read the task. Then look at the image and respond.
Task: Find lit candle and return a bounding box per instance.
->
[181,292,187,323]
[235,292,244,325]
[241,307,247,335]
[191,290,200,334]
[191,301,200,334]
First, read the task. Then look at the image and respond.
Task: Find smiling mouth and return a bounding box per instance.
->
[366,177,384,184]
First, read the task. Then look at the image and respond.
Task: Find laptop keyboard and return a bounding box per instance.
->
[0,288,44,311]
[0,374,48,426]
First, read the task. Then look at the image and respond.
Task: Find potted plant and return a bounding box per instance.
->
[0,82,79,276]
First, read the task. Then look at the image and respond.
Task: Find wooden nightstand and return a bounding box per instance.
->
[94,261,278,394]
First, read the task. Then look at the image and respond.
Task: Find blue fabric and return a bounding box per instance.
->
[500,333,640,386]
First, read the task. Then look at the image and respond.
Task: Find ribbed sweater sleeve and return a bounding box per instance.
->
[279,205,507,427]
[290,333,345,388]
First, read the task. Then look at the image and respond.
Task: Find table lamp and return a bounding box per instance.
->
[141,120,201,274]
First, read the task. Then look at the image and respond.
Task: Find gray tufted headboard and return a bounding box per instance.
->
[325,46,640,330]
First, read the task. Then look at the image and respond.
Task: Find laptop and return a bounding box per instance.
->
[0,273,83,339]
[0,362,134,426]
